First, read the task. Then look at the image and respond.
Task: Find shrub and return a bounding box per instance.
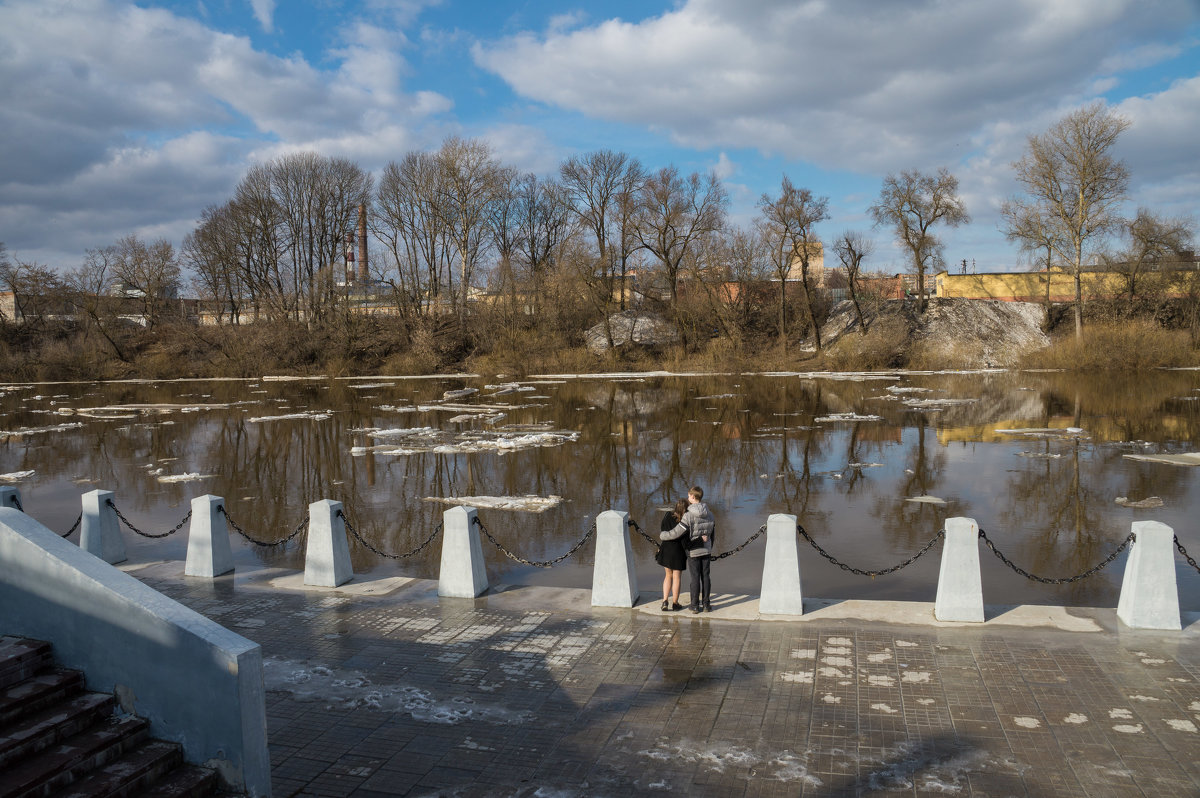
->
[1021,320,1200,370]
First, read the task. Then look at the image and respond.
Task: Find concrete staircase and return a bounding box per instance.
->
[0,636,219,798]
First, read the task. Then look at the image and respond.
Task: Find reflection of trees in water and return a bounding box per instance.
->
[4,371,1200,603]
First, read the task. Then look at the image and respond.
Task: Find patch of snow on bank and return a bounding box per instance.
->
[423,495,564,513]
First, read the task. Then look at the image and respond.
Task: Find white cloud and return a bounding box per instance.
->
[475,0,1199,174]
[0,0,455,267]
[248,0,275,34]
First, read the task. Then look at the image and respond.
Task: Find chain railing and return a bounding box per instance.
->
[473,515,595,568]
[338,510,443,559]
[713,523,768,560]
[798,523,944,577]
[108,499,191,539]
[60,513,82,538]
[1176,536,1200,574]
[7,494,23,512]
[218,505,308,548]
[978,528,1135,584]
[628,519,660,550]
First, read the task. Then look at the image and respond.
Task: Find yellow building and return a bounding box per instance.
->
[935,268,1200,302]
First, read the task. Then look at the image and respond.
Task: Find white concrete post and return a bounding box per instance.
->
[0,487,22,512]
[304,499,353,588]
[760,514,804,615]
[80,489,126,565]
[934,517,984,622]
[592,510,638,608]
[438,506,487,598]
[1117,520,1181,631]
[185,495,234,578]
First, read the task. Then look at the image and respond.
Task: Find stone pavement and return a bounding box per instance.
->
[125,561,1200,797]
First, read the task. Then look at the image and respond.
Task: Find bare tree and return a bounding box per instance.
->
[833,231,874,334]
[560,151,646,312]
[184,202,246,325]
[69,248,128,361]
[635,166,727,308]
[869,168,969,312]
[1005,102,1131,338]
[435,137,505,323]
[721,226,770,339]
[1108,208,1194,306]
[0,255,67,331]
[759,177,830,352]
[1001,197,1065,321]
[376,151,455,323]
[108,235,182,328]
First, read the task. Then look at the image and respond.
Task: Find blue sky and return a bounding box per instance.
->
[1,0,1198,275]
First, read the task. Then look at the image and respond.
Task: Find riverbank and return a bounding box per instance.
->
[4,298,1199,381]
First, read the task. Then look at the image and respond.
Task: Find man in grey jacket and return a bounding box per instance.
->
[660,486,715,613]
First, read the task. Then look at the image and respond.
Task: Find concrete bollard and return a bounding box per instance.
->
[185,495,234,578]
[80,489,127,565]
[1117,521,1181,631]
[438,506,487,598]
[592,510,638,608]
[760,514,804,615]
[934,517,984,622]
[0,487,22,512]
[305,500,353,588]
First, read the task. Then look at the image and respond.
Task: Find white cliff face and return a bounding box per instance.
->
[585,310,681,355]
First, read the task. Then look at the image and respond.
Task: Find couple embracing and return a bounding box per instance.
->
[658,486,715,614]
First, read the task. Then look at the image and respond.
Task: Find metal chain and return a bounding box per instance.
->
[219,505,308,547]
[713,524,769,560]
[978,528,1135,584]
[797,523,945,577]
[473,515,595,568]
[1174,535,1200,574]
[107,499,191,539]
[628,519,661,550]
[61,513,82,538]
[338,510,443,559]
[7,494,22,512]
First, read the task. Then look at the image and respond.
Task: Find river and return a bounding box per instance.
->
[3,369,1198,610]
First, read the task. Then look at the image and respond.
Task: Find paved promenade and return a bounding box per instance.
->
[126,561,1200,797]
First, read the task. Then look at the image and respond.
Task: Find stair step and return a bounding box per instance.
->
[138,764,219,798]
[0,691,116,769]
[0,714,149,798]
[0,638,52,692]
[0,667,85,726]
[55,739,183,798]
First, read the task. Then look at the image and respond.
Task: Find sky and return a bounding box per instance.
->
[1,0,1198,276]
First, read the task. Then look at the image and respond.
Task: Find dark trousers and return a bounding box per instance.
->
[688,555,711,608]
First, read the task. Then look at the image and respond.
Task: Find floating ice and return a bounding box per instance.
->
[814,412,884,423]
[1064,714,1088,724]
[1113,724,1143,734]
[348,382,395,389]
[423,495,564,513]
[352,428,578,457]
[848,462,884,469]
[1017,451,1061,459]
[443,388,478,400]
[905,495,947,505]
[156,473,214,483]
[248,411,332,422]
[887,386,934,394]
[1013,717,1041,729]
[0,470,34,482]
[1114,496,1165,508]
[1166,719,1197,732]
[1123,452,1200,467]
[0,422,85,438]
[1109,708,1133,719]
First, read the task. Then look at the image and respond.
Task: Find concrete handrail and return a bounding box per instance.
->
[0,508,271,796]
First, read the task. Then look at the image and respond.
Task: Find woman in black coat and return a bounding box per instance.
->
[659,499,688,611]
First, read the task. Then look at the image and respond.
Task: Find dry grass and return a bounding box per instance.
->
[1021,320,1200,370]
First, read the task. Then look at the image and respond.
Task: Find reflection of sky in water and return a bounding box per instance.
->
[1,370,1198,610]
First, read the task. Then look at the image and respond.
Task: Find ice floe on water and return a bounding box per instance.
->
[996,426,1086,438]
[0,470,34,482]
[347,382,395,389]
[156,473,215,484]
[261,657,533,726]
[0,422,85,438]
[247,411,332,423]
[814,412,884,423]
[351,426,578,456]
[423,495,564,513]
[1017,451,1061,459]
[443,388,478,400]
[1122,452,1200,466]
[1114,496,1164,508]
[905,495,947,505]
